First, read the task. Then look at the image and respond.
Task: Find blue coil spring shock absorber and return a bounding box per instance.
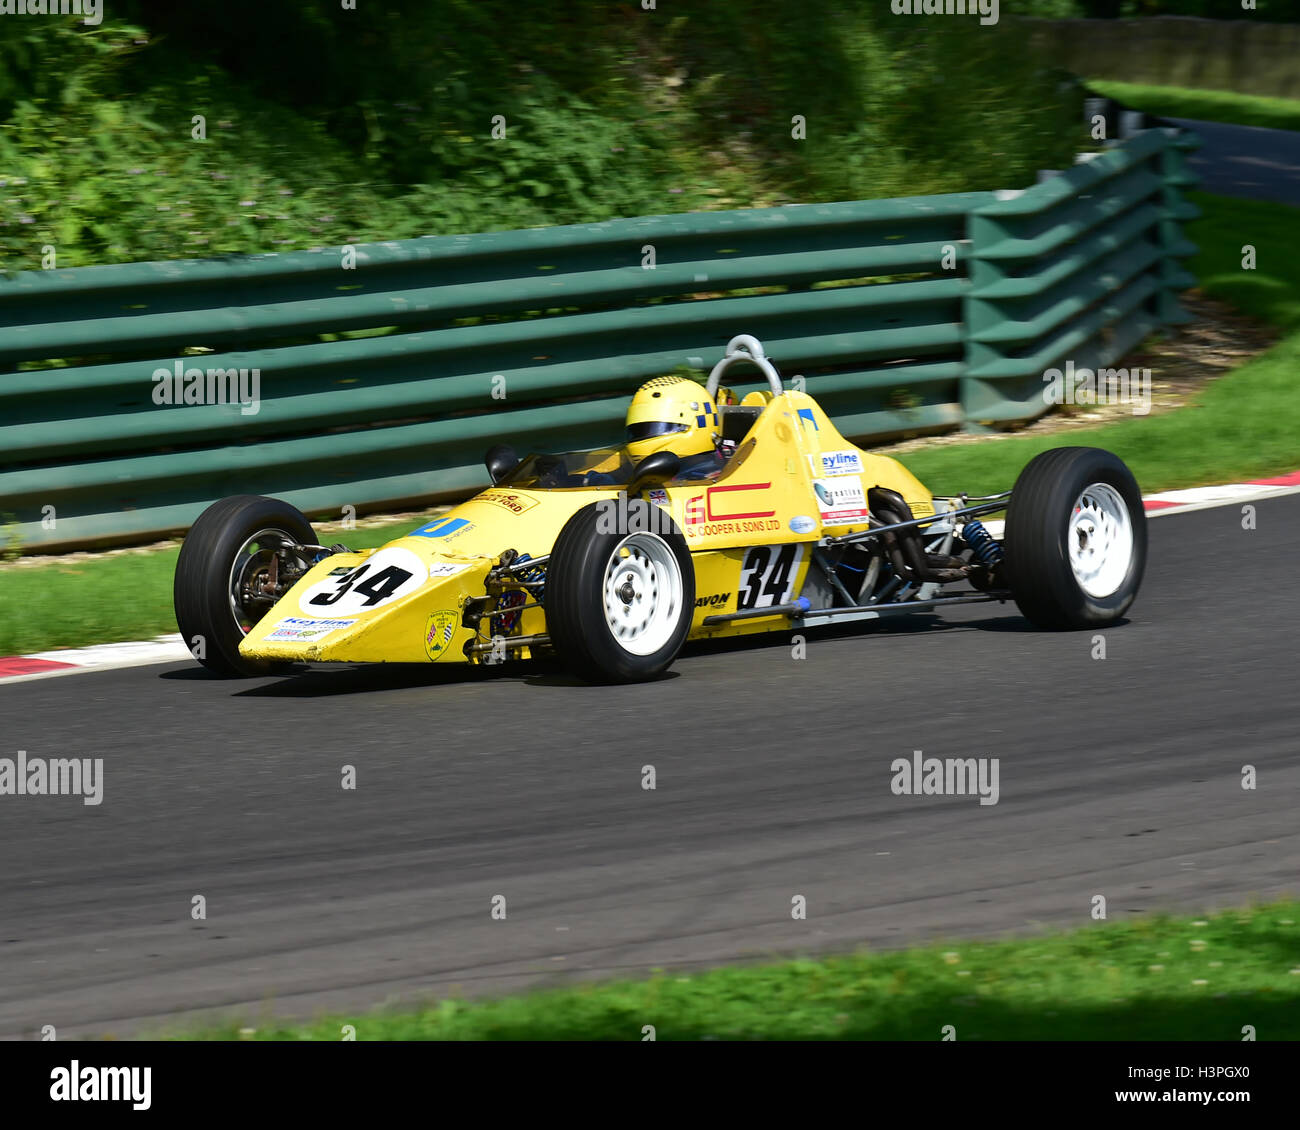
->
[963,519,1003,568]
[516,553,546,604]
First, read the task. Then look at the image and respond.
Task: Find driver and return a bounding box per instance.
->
[624,375,725,480]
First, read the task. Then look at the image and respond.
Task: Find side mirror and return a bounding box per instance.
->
[626,451,680,498]
[485,444,518,485]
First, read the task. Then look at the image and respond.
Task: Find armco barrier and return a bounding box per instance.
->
[0,124,1197,550]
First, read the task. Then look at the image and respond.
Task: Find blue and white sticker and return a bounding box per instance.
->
[648,488,669,507]
[813,477,869,526]
[265,617,357,642]
[410,516,472,539]
[808,449,864,477]
[789,515,817,534]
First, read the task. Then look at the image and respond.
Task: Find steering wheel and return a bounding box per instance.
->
[705,334,786,401]
[534,454,573,488]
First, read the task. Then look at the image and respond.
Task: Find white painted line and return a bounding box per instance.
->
[0,635,191,686]
[23,634,190,668]
[1146,483,1280,504]
[985,482,1300,537]
[1146,482,1300,517]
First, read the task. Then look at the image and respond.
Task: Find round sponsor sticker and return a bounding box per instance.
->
[789,515,817,534]
[298,546,428,615]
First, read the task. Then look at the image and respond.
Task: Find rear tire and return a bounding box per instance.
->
[174,495,316,676]
[546,500,695,684]
[1004,447,1146,629]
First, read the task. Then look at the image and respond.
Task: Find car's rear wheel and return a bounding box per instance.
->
[174,495,316,676]
[1004,447,1147,629]
[545,500,695,683]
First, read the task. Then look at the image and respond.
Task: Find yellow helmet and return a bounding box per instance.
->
[624,375,719,461]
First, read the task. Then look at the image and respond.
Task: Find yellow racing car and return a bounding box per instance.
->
[174,335,1147,683]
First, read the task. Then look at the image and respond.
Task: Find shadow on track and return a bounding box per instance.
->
[152,603,1081,698]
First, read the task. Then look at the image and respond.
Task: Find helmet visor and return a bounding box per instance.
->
[626,420,688,443]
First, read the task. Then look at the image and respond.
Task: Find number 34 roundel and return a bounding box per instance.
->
[298,546,428,616]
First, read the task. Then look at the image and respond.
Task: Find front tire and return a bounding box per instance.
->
[545,500,695,684]
[174,495,316,676]
[1004,447,1147,629]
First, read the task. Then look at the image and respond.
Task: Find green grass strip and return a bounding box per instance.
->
[1088,81,1300,133]
[174,900,1300,1041]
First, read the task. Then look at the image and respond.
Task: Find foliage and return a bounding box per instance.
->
[0,4,1086,269]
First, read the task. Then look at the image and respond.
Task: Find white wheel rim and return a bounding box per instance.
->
[1068,482,1134,599]
[602,533,682,656]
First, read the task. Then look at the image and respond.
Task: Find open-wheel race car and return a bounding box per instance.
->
[174,335,1148,683]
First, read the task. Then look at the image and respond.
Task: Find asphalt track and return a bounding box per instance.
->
[2,494,1297,1038]
[1173,117,1300,206]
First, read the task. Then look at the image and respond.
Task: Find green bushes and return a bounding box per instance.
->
[0,3,1086,269]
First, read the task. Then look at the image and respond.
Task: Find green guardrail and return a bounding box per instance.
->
[0,125,1198,551]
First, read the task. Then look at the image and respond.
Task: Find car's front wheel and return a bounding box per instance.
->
[173,495,317,676]
[545,500,695,683]
[1004,447,1147,629]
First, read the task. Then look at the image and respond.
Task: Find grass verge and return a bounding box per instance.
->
[3,193,1297,655]
[175,900,1300,1040]
[1087,81,1300,133]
